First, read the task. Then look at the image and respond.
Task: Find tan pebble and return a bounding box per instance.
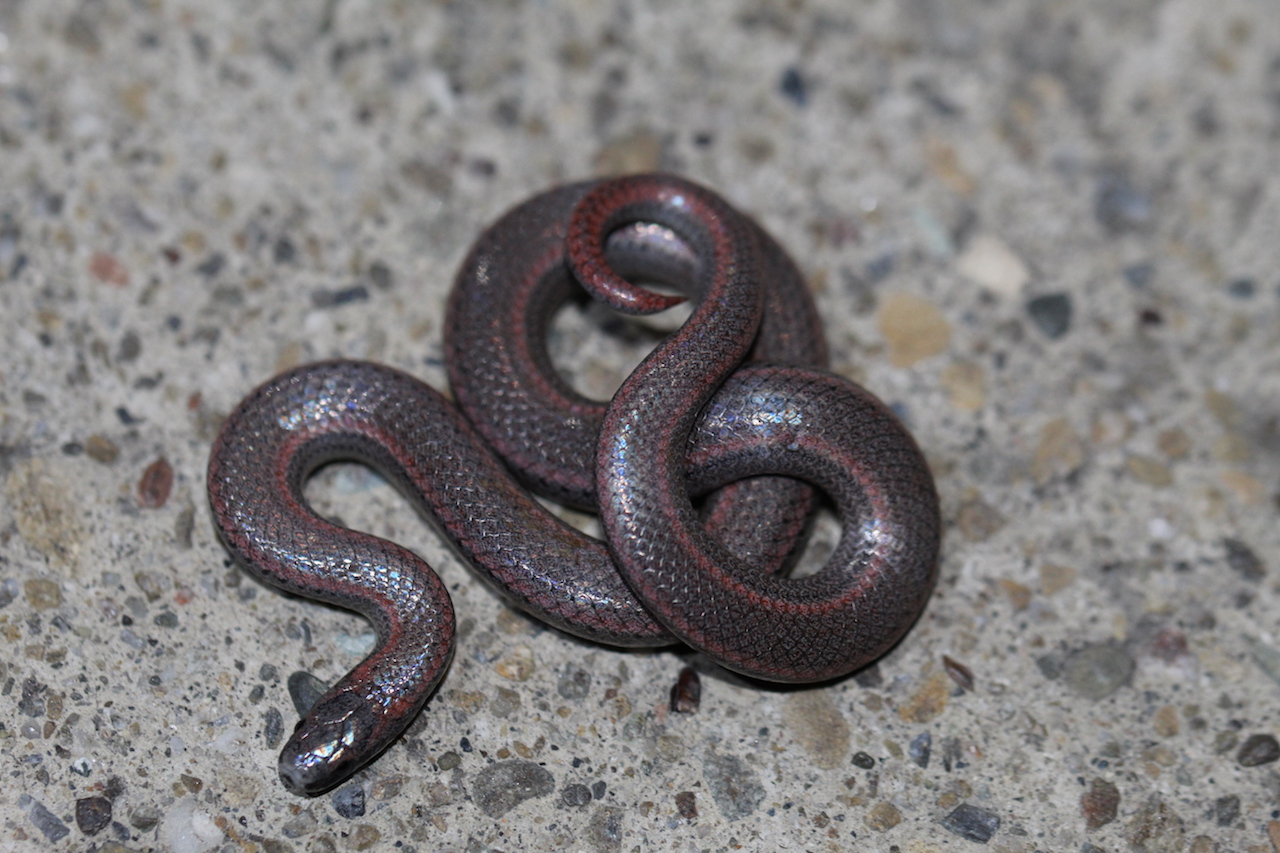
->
[878,293,950,367]
[1090,411,1132,445]
[594,127,663,175]
[784,691,851,770]
[1039,563,1077,595]
[864,802,902,832]
[1203,389,1241,429]
[924,137,975,196]
[998,579,1032,611]
[118,81,149,120]
[1212,432,1251,465]
[1220,470,1266,504]
[955,234,1029,297]
[89,252,130,287]
[898,670,949,723]
[7,459,87,570]
[1153,705,1180,738]
[1126,455,1173,488]
[1267,819,1280,852]
[84,434,119,464]
[942,361,986,411]
[1157,428,1191,459]
[494,645,535,681]
[24,579,63,611]
[1032,418,1085,486]
[956,492,1005,542]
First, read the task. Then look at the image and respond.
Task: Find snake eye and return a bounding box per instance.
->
[277,692,379,796]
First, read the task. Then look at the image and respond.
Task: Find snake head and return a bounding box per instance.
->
[278,691,380,796]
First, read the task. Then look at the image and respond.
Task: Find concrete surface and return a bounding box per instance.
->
[1,0,1279,851]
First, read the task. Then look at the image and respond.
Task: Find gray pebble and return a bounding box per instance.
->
[22,796,70,842]
[331,783,365,818]
[471,760,555,817]
[1026,293,1072,340]
[908,732,932,768]
[702,751,763,820]
[287,670,329,717]
[561,783,592,807]
[1063,644,1134,700]
[557,666,591,701]
[940,803,1000,843]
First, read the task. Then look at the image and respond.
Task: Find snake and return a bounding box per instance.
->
[206,174,940,796]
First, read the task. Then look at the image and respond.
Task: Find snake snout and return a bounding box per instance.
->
[278,691,380,797]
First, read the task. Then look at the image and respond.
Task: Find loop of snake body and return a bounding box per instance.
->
[207,174,941,796]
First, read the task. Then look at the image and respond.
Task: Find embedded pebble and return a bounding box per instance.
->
[1237,733,1280,767]
[1214,794,1240,826]
[851,751,876,770]
[1026,293,1072,339]
[1032,418,1086,485]
[331,784,366,819]
[1095,173,1153,234]
[1081,778,1119,830]
[864,801,902,831]
[137,456,174,508]
[941,361,986,411]
[562,783,593,807]
[557,665,591,700]
[942,656,975,692]
[287,671,328,716]
[470,761,555,817]
[877,293,951,367]
[1223,538,1265,581]
[75,796,112,835]
[669,666,701,714]
[84,435,120,463]
[24,579,62,611]
[1126,454,1173,488]
[955,234,1029,296]
[702,752,763,820]
[262,707,284,749]
[674,791,697,819]
[908,731,932,768]
[1127,797,1185,851]
[784,690,849,769]
[1063,644,1134,700]
[22,796,70,842]
[941,803,1000,843]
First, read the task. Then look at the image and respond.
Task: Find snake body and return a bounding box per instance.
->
[207,174,940,795]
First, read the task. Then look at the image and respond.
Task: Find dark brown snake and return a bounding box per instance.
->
[207,174,940,795]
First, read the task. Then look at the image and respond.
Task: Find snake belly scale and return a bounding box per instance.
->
[207,173,941,795]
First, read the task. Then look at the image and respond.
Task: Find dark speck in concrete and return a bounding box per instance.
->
[779,66,808,106]
[908,731,931,768]
[263,706,284,749]
[1095,172,1153,234]
[312,285,370,308]
[1223,538,1266,581]
[1026,293,1072,339]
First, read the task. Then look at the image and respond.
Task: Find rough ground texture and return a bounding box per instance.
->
[2,1,1279,851]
